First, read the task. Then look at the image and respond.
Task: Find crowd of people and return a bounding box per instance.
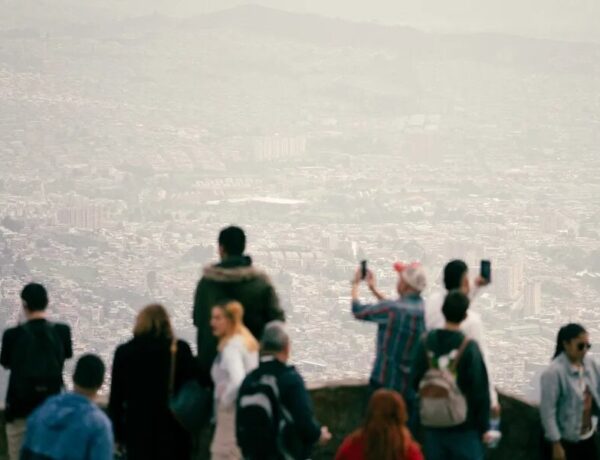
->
[0,225,598,460]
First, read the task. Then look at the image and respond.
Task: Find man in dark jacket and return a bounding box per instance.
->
[193,226,285,384]
[0,283,73,460]
[412,290,491,460]
[237,321,331,459]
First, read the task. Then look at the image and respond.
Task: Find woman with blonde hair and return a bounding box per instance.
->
[210,300,259,460]
[108,304,196,460]
[335,389,424,460]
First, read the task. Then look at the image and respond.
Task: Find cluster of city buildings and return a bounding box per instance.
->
[1,9,599,399]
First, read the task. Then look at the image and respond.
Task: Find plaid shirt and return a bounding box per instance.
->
[352,294,425,394]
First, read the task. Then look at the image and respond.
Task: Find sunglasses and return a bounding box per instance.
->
[577,342,592,351]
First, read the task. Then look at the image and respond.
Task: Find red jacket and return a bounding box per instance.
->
[335,432,424,460]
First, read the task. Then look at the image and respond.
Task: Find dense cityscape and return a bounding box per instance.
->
[1,4,599,400]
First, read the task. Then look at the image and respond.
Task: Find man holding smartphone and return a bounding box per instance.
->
[425,259,499,414]
[351,261,427,432]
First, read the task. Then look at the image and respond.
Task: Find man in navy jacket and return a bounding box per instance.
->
[237,321,331,459]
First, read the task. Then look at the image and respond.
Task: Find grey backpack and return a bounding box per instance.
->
[418,333,470,428]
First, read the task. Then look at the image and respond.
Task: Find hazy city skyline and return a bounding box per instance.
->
[1,1,599,399]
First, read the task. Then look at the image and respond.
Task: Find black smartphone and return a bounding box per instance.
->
[480,260,491,282]
[360,260,368,280]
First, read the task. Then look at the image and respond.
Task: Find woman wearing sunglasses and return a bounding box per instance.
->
[540,323,600,460]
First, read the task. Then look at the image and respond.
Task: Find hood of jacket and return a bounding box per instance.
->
[203,255,272,283]
[35,393,94,431]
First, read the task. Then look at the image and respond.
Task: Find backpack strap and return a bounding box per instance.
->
[448,336,471,373]
[422,331,435,369]
[168,339,177,399]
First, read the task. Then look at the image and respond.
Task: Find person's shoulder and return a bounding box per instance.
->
[2,325,21,340]
[337,431,362,456]
[113,339,135,359]
[542,356,565,377]
[176,339,192,352]
[406,438,424,460]
[464,337,483,355]
[52,322,71,334]
[88,403,112,429]
[279,364,306,389]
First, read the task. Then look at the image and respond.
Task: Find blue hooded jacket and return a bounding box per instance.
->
[21,392,113,460]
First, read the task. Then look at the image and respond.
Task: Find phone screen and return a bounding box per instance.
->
[480,260,491,282]
[360,260,367,279]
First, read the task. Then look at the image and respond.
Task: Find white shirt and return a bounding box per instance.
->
[426,288,499,407]
[211,335,259,408]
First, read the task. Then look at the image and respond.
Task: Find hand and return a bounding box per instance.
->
[475,276,489,288]
[319,426,332,445]
[552,442,566,460]
[115,444,125,458]
[482,432,494,444]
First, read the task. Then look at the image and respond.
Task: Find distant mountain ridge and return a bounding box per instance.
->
[2,3,599,72]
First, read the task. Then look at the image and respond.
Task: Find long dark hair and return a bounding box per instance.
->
[355,389,411,460]
[553,323,586,359]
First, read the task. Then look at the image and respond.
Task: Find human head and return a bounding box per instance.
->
[211,300,258,352]
[133,304,174,340]
[361,389,409,460]
[553,323,589,362]
[211,300,242,339]
[442,290,470,325]
[443,259,469,295]
[393,262,427,296]
[21,283,48,313]
[73,354,105,398]
[218,226,246,259]
[260,321,290,362]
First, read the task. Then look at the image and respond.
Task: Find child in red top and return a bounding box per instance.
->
[335,389,424,460]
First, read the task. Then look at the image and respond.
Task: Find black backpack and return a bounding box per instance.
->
[12,322,64,407]
[236,368,294,460]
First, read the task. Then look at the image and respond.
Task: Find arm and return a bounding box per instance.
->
[89,418,114,460]
[411,338,429,393]
[462,313,499,408]
[540,367,562,443]
[351,299,393,324]
[351,270,386,302]
[219,344,247,408]
[108,347,126,444]
[192,281,203,327]
[282,372,321,445]
[62,325,73,359]
[176,341,197,384]
[0,330,12,369]
[264,283,285,323]
[460,343,490,434]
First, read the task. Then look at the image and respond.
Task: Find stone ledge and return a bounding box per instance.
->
[0,383,545,460]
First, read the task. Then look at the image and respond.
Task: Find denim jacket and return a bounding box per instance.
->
[540,353,600,443]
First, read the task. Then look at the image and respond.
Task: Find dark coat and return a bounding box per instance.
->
[108,335,196,460]
[238,358,322,460]
[193,255,285,384]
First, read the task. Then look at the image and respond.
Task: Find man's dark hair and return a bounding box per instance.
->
[442,290,470,324]
[443,260,468,291]
[218,226,246,256]
[20,283,48,312]
[73,354,105,390]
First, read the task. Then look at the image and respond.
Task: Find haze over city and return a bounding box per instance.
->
[1,0,599,400]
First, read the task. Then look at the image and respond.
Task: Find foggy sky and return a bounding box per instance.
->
[3,0,600,43]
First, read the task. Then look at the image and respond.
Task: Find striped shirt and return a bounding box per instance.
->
[352,294,425,394]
